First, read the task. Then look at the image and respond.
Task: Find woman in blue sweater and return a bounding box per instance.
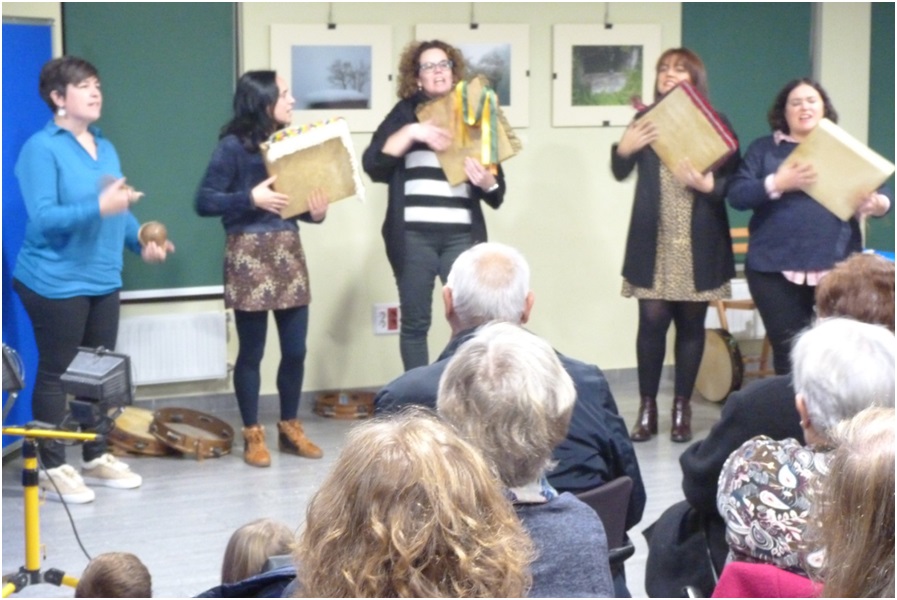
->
[13,56,174,504]
[728,78,891,374]
[195,71,328,468]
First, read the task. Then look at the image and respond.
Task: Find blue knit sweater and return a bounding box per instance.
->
[728,135,891,272]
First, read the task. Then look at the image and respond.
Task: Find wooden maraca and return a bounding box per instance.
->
[138,221,168,246]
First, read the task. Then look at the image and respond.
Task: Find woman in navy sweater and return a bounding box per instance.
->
[728,78,891,374]
[196,71,328,467]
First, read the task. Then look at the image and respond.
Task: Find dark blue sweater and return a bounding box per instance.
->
[194,135,315,234]
[728,135,890,272]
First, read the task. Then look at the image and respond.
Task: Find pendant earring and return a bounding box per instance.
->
[57,107,66,117]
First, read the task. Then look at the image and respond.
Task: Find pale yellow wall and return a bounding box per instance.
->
[234,1,682,399]
[815,2,871,143]
[2,2,876,400]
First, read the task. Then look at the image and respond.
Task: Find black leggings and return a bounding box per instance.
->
[233,306,308,427]
[636,299,708,399]
[12,279,115,468]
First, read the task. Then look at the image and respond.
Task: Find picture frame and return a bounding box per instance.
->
[416,24,530,128]
[270,24,392,133]
[552,24,661,127]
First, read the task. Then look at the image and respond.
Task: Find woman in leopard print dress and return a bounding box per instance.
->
[611,48,739,443]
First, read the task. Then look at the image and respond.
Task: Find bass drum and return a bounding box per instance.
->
[695,328,744,403]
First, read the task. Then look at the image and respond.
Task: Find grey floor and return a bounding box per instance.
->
[2,368,724,598]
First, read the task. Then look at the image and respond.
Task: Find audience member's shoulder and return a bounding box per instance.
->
[726,375,794,410]
[373,361,447,414]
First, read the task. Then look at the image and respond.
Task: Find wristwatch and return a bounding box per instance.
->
[485,182,500,193]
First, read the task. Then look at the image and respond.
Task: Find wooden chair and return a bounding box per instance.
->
[713,227,774,379]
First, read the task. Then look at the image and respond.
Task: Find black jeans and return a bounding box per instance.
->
[745,268,816,375]
[12,279,116,468]
[396,230,473,371]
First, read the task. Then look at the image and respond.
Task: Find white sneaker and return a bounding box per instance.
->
[38,465,96,504]
[81,453,142,489]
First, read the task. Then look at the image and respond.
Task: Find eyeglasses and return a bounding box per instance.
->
[419,59,453,73]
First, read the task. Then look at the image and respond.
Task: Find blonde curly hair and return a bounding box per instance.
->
[396,39,466,99]
[293,411,533,597]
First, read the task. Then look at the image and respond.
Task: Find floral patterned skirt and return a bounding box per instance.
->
[224,230,310,312]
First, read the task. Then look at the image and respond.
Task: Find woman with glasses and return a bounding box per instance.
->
[363,40,506,371]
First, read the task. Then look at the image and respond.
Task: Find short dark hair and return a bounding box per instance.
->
[38,56,99,112]
[767,78,839,133]
[654,48,708,101]
[220,70,281,151]
[75,552,152,598]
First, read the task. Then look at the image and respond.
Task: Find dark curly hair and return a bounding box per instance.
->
[767,78,838,134]
[396,40,466,99]
[39,56,99,113]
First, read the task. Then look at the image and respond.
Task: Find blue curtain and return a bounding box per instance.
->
[2,20,52,447]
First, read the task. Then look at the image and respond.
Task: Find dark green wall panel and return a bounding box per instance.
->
[63,3,236,295]
[866,2,894,252]
[683,2,812,231]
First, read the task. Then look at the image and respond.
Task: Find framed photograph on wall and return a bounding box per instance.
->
[552,24,661,127]
[270,24,392,132]
[416,24,530,128]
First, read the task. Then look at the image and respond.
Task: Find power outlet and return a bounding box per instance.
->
[373,303,401,335]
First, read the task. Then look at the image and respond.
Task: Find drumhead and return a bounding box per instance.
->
[695,329,744,403]
[108,406,172,456]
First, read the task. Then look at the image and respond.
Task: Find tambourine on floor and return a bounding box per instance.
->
[313,390,375,420]
[108,406,234,460]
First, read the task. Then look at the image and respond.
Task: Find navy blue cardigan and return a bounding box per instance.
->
[195,134,317,234]
[728,135,891,272]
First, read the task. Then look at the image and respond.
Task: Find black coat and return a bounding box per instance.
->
[362,93,505,278]
[611,113,740,292]
[644,375,804,597]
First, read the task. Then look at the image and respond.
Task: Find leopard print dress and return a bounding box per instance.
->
[622,165,730,301]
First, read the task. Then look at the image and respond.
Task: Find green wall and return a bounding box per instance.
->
[63,3,236,295]
[683,2,813,230]
[866,2,895,252]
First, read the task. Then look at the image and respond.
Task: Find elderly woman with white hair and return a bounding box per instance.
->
[437,322,614,598]
[716,317,895,583]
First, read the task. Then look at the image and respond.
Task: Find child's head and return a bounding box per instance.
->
[221,518,295,584]
[75,552,151,598]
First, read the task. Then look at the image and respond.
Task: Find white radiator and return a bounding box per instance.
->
[117,312,228,385]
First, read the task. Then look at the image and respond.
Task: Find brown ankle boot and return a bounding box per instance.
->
[242,424,271,467]
[671,396,693,443]
[630,396,658,442]
[278,419,323,459]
